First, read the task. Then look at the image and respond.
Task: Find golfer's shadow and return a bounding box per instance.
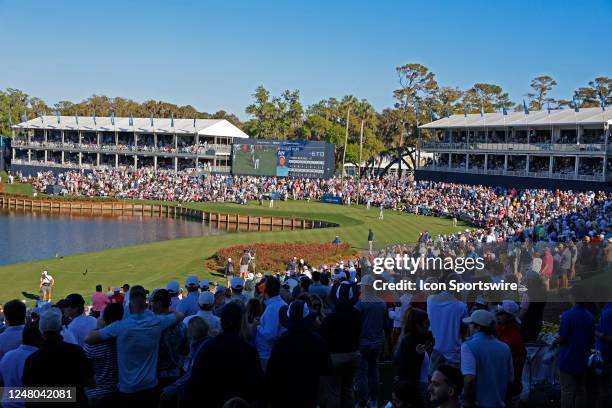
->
[21,292,40,301]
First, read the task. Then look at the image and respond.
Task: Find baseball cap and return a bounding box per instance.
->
[336,281,356,303]
[113,287,120,293]
[198,292,215,306]
[463,309,495,327]
[215,285,227,294]
[39,307,63,334]
[186,275,199,287]
[230,277,244,290]
[199,279,210,290]
[497,300,521,323]
[166,280,180,294]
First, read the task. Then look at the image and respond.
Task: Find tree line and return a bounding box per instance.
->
[0,65,610,176]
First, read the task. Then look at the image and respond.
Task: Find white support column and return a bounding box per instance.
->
[28,149,31,163]
[484,154,488,171]
[174,157,178,173]
[78,131,82,147]
[61,151,64,165]
[575,156,579,177]
[79,152,82,166]
[12,148,16,160]
[154,156,158,171]
[525,155,529,173]
[465,153,469,170]
[97,153,100,166]
[549,156,554,175]
[115,154,118,168]
[448,153,452,168]
[134,155,137,170]
[61,130,64,146]
[504,155,508,171]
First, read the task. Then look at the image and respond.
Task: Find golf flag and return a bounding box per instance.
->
[573,95,579,112]
[129,114,134,127]
[523,100,529,115]
[599,91,606,110]
[55,111,60,124]
[111,112,115,126]
[171,113,174,128]
[502,101,508,116]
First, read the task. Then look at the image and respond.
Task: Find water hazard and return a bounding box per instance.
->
[0,208,224,265]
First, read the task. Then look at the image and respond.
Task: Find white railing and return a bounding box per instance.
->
[422,142,607,153]
[420,165,606,182]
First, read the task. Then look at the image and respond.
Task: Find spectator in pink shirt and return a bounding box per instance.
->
[540,247,554,290]
[91,285,110,318]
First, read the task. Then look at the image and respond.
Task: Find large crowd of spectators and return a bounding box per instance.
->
[0,242,610,408]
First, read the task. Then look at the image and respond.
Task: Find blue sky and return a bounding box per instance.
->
[0,0,610,119]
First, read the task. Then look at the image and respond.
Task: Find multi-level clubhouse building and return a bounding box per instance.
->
[417,107,612,190]
[10,116,249,175]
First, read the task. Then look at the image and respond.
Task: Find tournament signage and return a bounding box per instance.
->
[231,139,335,179]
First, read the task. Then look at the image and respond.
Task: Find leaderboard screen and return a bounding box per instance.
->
[231,139,335,178]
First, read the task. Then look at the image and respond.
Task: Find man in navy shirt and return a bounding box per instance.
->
[554,293,594,408]
[596,301,612,407]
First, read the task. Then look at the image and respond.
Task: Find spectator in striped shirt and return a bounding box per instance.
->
[84,303,124,406]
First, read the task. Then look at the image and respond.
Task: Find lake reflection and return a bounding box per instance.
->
[0,208,224,265]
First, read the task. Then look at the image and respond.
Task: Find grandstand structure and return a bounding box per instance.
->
[417,107,612,190]
[10,116,249,175]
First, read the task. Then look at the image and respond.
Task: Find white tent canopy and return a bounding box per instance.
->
[12,116,249,138]
[420,107,612,129]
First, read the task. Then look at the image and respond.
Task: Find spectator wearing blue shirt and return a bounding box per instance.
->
[596,301,612,407]
[0,324,43,408]
[554,292,595,408]
[0,300,26,361]
[85,285,184,407]
[255,277,287,370]
[176,276,200,317]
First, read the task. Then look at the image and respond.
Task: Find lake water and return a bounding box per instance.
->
[0,209,224,265]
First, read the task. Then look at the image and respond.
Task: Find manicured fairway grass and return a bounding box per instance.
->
[0,198,468,303]
[0,171,33,196]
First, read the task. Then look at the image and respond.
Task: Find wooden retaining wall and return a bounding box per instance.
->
[0,195,338,231]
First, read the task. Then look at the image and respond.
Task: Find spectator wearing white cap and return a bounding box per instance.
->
[23,307,95,407]
[230,277,248,305]
[166,280,181,311]
[461,309,513,408]
[496,300,526,403]
[184,292,221,337]
[177,276,200,317]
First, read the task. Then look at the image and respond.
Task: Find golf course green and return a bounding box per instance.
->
[0,188,468,304]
